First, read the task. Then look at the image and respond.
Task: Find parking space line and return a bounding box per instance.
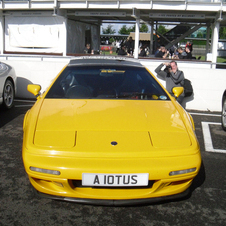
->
[15,105,34,107]
[201,122,226,154]
[189,112,221,117]
[14,99,35,108]
[15,99,35,103]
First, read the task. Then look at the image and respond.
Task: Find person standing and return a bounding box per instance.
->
[125,37,134,55]
[155,61,185,104]
[185,41,193,52]
[116,41,121,53]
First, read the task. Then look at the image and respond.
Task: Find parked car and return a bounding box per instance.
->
[0,62,17,109]
[22,56,201,205]
[222,90,226,131]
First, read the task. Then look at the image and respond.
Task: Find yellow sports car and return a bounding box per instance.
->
[22,57,201,205]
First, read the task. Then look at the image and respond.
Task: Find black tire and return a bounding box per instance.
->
[221,96,226,131]
[2,80,15,109]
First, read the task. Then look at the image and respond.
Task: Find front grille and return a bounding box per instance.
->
[70,180,155,189]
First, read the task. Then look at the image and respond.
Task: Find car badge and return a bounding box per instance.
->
[111,141,118,146]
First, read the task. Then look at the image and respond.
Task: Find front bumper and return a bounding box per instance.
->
[24,148,201,202]
[34,188,190,206]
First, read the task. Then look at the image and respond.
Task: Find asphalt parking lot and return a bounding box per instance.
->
[0,99,226,226]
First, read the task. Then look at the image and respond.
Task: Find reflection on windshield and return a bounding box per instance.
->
[46,65,169,101]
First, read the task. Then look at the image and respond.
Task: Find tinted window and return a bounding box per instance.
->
[46,65,169,100]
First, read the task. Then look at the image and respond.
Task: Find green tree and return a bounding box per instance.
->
[109,37,115,43]
[128,25,135,32]
[219,27,226,39]
[197,32,203,38]
[118,24,149,35]
[118,25,130,35]
[157,25,168,35]
[140,24,149,33]
[102,24,116,34]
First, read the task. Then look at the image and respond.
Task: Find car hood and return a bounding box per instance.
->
[33,99,192,154]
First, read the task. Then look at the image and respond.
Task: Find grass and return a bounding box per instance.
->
[217,57,226,63]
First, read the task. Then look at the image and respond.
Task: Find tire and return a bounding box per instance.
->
[2,80,15,109]
[221,96,226,131]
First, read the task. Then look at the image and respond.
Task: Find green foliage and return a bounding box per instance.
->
[140,24,149,33]
[102,24,116,34]
[118,24,149,34]
[192,40,206,45]
[181,39,206,45]
[128,25,135,32]
[217,56,226,63]
[118,25,130,35]
[196,32,203,38]
[196,26,226,39]
[219,27,226,39]
[157,25,169,35]
[109,37,115,43]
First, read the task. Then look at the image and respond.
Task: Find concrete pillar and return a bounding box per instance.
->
[155,21,158,52]
[0,14,4,55]
[150,21,154,54]
[62,19,67,56]
[211,21,220,69]
[134,10,140,59]
[210,23,214,53]
[205,25,210,61]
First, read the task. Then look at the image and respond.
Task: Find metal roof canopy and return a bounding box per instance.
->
[63,0,226,25]
[1,0,223,25]
[67,8,224,26]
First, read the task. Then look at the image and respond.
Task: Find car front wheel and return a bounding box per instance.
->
[222,96,226,131]
[2,80,15,109]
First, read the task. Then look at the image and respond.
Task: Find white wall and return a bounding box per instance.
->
[5,13,67,54]
[1,56,226,112]
[142,59,225,111]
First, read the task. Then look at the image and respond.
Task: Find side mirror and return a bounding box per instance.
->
[172,87,184,98]
[27,84,41,98]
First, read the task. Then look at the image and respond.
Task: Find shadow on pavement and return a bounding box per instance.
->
[0,100,34,128]
[189,160,206,192]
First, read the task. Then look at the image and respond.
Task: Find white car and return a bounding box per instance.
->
[222,90,226,131]
[0,62,17,109]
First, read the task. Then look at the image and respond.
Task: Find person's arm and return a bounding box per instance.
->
[170,70,185,84]
[162,51,169,59]
[155,63,167,80]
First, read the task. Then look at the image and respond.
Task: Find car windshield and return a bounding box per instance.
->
[46,65,170,101]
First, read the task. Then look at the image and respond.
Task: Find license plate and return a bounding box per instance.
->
[82,173,149,187]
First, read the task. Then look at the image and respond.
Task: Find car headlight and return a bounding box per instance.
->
[169,167,196,176]
[30,166,61,175]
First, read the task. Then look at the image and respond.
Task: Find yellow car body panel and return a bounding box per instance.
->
[22,58,201,204]
[23,98,201,201]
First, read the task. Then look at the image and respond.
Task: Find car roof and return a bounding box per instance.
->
[68,56,143,67]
